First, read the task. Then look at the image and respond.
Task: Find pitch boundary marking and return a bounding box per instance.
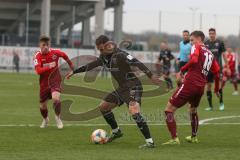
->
[199,115,240,124]
[0,115,239,127]
[0,123,240,127]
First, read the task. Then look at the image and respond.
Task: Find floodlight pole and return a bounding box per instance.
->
[159,10,162,34]
[25,2,29,46]
[189,7,199,31]
[71,5,76,48]
[199,13,203,30]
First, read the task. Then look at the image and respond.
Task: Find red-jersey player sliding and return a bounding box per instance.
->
[162,31,220,145]
[33,36,74,129]
[222,48,238,95]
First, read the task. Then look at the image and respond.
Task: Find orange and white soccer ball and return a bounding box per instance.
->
[91,129,108,144]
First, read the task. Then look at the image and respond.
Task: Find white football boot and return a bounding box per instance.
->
[55,116,63,129]
[232,91,239,96]
[40,117,49,128]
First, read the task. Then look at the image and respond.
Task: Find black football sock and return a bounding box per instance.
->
[132,113,151,140]
[165,77,173,89]
[207,91,213,108]
[101,110,118,131]
[219,88,223,104]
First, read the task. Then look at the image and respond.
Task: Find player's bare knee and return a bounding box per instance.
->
[40,102,47,109]
[165,102,176,113]
[189,106,197,113]
[207,83,212,91]
[52,97,60,103]
[99,101,114,113]
[129,101,140,115]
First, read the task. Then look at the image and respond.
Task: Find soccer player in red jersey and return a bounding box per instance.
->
[162,31,220,145]
[33,36,74,129]
[222,48,238,95]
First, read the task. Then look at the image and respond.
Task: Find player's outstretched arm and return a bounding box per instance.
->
[66,59,103,79]
[119,54,161,85]
[57,50,74,70]
[35,65,52,75]
[34,55,55,75]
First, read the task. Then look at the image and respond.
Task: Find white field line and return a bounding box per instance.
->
[0,115,239,127]
[199,115,240,125]
[0,123,240,127]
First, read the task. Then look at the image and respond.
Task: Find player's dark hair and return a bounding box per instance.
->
[183,30,189,34]
[209,28,216,32]
[95,35,110,45]
[39,35,50,42]
[190,31,205,41]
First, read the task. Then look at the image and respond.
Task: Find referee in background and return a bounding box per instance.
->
[176,30,191,87]
[176,30,191,71]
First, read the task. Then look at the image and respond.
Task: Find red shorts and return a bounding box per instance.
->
[169,83,204,108]
[40,84,61,103]
[223,68,236,78]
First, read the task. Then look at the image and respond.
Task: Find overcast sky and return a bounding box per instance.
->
[76,0,240,36]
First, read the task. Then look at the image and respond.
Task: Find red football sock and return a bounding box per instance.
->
[221,80,226,89]
[53,100,61,116]
[190,112,199,137]
[165,111,177,139]
[40,108,48,119]
[233,80,238,91]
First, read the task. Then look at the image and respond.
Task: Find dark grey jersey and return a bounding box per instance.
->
[73,49,153,88]
[204,39,226,68]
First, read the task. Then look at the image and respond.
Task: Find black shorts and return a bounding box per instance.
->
[103,85,143,106]
[207,71,214,83]
[162,66,170,75]
[179,61,188,73]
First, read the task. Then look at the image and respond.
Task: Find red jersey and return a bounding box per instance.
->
[180,43,220,92]
[226,52,236,70]
[33,49,73,88]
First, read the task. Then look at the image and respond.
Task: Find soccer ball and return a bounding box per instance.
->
[91,129,108,144]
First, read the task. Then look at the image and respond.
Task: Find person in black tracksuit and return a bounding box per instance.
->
[156,42,174,89]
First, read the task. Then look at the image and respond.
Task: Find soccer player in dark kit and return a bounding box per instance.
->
[156,41,174,89]
[204,28,227,111]
[67,35,161,148]
[33,36,74,129]
[162,31,220,145]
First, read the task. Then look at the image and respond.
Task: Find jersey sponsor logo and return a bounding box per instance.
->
[215,42,219,47]
[34,59,38,66]
[127,55,134,60]
[52,54,57,60]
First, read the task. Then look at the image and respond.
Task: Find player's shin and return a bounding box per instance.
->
[233,80,238,91]
[165,77,173,89]
[53,100,61,117]
[221,79,227,89]
[101,110,119,132]
[219,88,223,103]
[190,112,199,137]
[206,91,213,108]
[132,113,153,143]
[40,108,48,119]
[165,111,177,139]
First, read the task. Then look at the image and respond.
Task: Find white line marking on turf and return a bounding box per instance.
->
[0,122,240,127]
[199,115,240,125]
[0,115,239,127]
